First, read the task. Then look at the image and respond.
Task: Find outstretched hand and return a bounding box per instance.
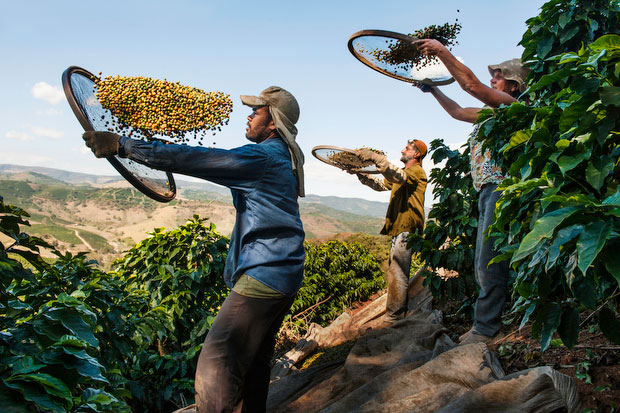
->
[413,39,446,56]
[83,131,120,158]
[355,148,382,163]
[412,80,433,93]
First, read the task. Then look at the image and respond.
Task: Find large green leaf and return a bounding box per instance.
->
[585,156,615,191]
[546,224,583,272]
[576,220,612,275]
[559,94,598,132]
[600,86,620,106]
[506,130,532,150]
[10,356,45,375]
[590,34,620,51]
[603,188,620,206]
[1,380,66,413]
[512,207,580,263]
[603,242,620,287]
[5,373,72,405]
[558,306,580,348]
[0,390,33,413]
[571,276,597,309]
[557,152,590,175]
[598,307,620,344]
[44,309,98,348]
[541,303,562,352]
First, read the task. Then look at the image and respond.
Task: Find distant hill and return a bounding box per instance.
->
[0,164,389,268]
[0,164,390,217]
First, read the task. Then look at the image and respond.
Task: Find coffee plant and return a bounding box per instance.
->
[291,240,385,327]
[0,199,131,412]
[1,198,390,411]
[477,0,620,351]
[408,139,479,308]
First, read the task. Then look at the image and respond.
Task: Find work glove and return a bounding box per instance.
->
[83,131,120,158]
[355,148,389,174]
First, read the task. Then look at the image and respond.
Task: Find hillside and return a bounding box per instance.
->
[0,164,387,268]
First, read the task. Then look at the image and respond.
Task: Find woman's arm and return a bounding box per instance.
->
[423,85,481,123]
[414,39,517,108]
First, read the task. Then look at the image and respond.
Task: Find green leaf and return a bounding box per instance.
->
[506,130,532,150]
[541,303,562,352]
[603,189,620,206]
[0,391,33,413]
[603,243,620,287]
[576,221,612,275]
[560,95,597,132]
[590,34,620,51]
[519,301,536,330]
[558,307,580,349]
[600,86,620,106]
[512,207,580,263]
[559,25,579,44]
[546,225,583,272]
[571,276,597,309]
[11,357,46,375]
[598,307,620,344]
[537,36,554,58]
[5,373,72,404]
[44,309,98,348]
[557,152,590,175]
[586,157,615,191]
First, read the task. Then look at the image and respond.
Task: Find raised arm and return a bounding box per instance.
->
[417,84,480,123]
[414,39,516,108]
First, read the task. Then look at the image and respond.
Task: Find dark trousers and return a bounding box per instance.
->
[473,183,510,337]
[195,290,295,413]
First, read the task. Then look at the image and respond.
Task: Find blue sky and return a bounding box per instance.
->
[0,0,544,204]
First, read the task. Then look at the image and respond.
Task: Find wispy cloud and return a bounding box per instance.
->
[0,151,53,165]
[36,108,63,116]
[5,130,34,141]
[31,82,64,105]
[29,125,64,140]
[70,146,92,154]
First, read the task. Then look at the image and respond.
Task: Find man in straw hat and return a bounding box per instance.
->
[83,86,305,411]
[414,38,529,345]
[353,139,428,325]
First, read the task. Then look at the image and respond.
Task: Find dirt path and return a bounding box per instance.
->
[73,230,93,251]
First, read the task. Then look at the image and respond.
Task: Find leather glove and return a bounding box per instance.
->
[83,131,120,158]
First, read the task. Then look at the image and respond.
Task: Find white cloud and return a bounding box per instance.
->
[5,130,34,141]
[70,146,92,154]
[31,82,64,105]
[29,125,64,139]
[36,108,63,116]
[0,151,53,165]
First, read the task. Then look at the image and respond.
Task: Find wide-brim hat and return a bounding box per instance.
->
[488,58,530,92]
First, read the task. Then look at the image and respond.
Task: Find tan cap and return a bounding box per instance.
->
[241,86,305,197]
[488,58,530,92]
[241,86,300,124]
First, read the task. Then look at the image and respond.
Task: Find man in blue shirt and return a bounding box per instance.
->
[83,86,305,412]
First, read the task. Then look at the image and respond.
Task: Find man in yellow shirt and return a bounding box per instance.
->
[355,140,427,324]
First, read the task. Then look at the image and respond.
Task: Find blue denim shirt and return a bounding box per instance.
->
[118,136,305,296]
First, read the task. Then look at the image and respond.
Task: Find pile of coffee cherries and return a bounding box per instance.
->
[371,21,462,72]
[94,74,233,145]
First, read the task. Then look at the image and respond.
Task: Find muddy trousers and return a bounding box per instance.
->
[385,232,413,322]
[473,183,510,337]
[195,291,295,413]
